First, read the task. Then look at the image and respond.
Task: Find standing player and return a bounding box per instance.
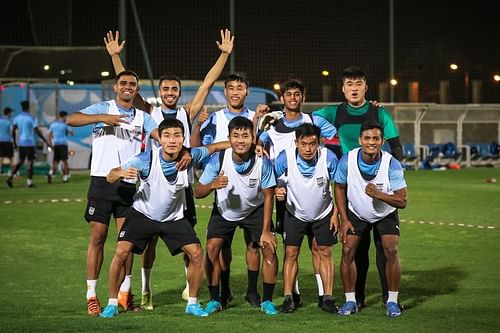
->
[67,70,160,316]
[7,100,51,188]
[47,110,73,183]
[274,123,339,313]
[194,116,279,315]
[100,118,229,318]
[313,66,403,309]
[334,121,406,317]
[193,73,269,308]
[104,29,235,309]
[257,79,337,307]
[0,107,14,177]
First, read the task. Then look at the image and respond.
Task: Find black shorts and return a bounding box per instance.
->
[53,144,68,161]
[347,209,400,237]
[119,208,200,256]
[84,176,136,224]
[206,204,266,248]
[283,209,338,247]
[0,142,14,158]
[18,146,35,161]
[184,184,197,226]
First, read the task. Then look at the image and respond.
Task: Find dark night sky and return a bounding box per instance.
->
[1,0,499,102]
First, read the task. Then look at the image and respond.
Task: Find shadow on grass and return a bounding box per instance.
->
[362,266,466,310]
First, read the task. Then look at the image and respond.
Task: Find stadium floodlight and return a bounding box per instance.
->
[101,71,110,77]
[43,65,50,71]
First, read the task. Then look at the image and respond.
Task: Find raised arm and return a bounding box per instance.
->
[104,30,126,75]
[185,29,234,121]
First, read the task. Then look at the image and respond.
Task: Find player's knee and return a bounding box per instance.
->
[383,245,399,261]
[341,244,356,262]
[114,247,130,263]
[318,245,332,258]
[206,241,221,260]
[284,247,299,261]
[187,246,203,267]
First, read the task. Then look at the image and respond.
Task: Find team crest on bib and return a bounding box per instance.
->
[175,184,184,191]
[248,178,258,188]
[316,177,325,187]
[375,183,384,191]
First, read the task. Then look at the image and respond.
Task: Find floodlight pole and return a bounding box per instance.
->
[119,0,127,66]
[389,0,395,103]
[229,0,235,74]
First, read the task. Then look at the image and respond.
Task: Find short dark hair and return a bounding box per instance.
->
[159,75,182,90]
[3,107,13,116]
[115,70,140,83]
[228,116,253,135]
[342,66,367,83]
[20,100,30,111]
[280,79,305,96]
[224,73,249,88]
[158,118,185,137]
[295,123,321,142]
[360,121,384,138]
[59,110,68,117]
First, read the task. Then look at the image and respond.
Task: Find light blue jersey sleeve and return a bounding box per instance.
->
[334,154,348,185]
[80,101,109,115]
[312,114,336,139]
[326,149,339,180]
[261,156,277,189]
[273,150,288,178]
[198,152,221,185]
[389,158,407,190]
[200,113,217,145]
[258,131,271,147]
[142,113,157,135]
[121,151,151,177]
[191,146,210,165]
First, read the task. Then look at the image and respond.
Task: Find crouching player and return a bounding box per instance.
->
[274,123,339,313]
[195,116,279,315]
[100,118,229,318]
[335,121,407,317]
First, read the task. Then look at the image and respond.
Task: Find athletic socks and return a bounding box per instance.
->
[315,273,324,296]
[141,268,152,293]
[388,291,399,303]
[108,298,118,306]
[247,270,259,294]
[119,275,132,292]
[208,285,220,301]
[187,297,198,305]
[262,282,275,302]
[86,279,97,299]
[345,292,356,303]
[220,269,231,298]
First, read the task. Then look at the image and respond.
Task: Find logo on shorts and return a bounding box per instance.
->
[316,177,325,187]
[283,232,287,240]
[248,178,258,188]
[119,231,126,238]
[88,207,95,215]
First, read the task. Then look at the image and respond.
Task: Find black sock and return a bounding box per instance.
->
[262,282,275,302]
[208,285,220,301]
[247,270,259,294]
[220,269,231,298]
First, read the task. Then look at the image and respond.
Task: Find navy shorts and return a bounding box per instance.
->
[283,209,338,247]
[347,209,400,237]
[119,208,200,256]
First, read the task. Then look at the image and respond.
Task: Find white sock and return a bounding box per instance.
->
[108,298,118,306]
[119,275,132,292]
[63,174,68,181]
[48,169,53,176]
[86,279,97,299]
[315,273,324,296]
[187,297,197,305]
[293,279,300,294]
[27,178,32,186]
[388,291,399,303]
[185,266,189,289]
[345,292,356,303]
[142,268,152,293]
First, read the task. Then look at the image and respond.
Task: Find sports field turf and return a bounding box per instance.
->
[0,168,499,332]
